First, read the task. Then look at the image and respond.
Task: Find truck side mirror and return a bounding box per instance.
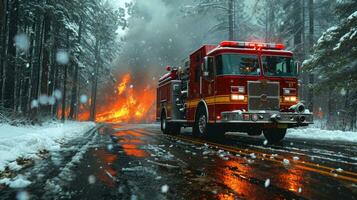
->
[203,56,214,78]
[295,61,301,75]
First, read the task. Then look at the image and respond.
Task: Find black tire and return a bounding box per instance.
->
[193,107,225,140]
[161,111,181,135]
[193,108,209,138]
[263,128,287,144]
[161,112,170,134]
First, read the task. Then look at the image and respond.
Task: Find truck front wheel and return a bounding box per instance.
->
[263,128,287,144]
[193,108,225,141]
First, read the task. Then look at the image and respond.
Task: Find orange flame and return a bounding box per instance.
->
[95,73,156,123]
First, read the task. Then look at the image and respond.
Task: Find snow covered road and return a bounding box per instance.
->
[0,124,356,199]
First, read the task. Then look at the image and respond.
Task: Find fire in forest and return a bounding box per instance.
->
[95,73,156,123]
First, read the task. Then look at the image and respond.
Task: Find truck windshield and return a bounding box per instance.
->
[262,56,297,77]
[216,54,260,76]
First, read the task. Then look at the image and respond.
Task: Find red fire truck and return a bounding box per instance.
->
[156,41,313,143]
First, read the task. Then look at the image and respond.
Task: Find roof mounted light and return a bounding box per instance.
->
[219,41,285,50]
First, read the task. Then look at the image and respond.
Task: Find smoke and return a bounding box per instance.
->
[114,0,224,81]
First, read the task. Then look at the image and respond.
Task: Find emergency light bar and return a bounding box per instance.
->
[219,41,285,50]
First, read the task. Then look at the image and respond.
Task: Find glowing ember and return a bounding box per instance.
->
[96,73,156,123]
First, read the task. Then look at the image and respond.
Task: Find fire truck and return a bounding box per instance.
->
[156,41,313,143]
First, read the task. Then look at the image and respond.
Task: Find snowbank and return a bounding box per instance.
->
[0,121,96,171]
[287,128,357,142]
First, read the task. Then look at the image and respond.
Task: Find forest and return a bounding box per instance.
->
[1,0,356,130]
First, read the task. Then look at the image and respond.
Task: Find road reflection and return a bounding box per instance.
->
[277,167,304,193]
[213,157,306,199]
[114,130,149,158]
[91,148,117,187]
[214,159,276,199]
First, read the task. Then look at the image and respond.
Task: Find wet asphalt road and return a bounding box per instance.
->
[1,123,357,200]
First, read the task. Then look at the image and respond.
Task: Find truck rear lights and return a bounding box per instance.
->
[219,41,285,50]
[231,94,245,101]
[231,86,245,93]
[284,96,297,102]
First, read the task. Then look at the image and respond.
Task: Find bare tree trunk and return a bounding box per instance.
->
[308,0,314,51]
[293,0,303,60]
[69,20,82,120]
[40,11,51,117]
[49,23,59,118]
[61,63,67,122]
[3,0,18,109]
[90,40,100,122]
[228,0,234,40]
[30,15,43,120]
[307,0,314,112]
[327,87,335,130]
[61,30,70,122]
[0,0,7,106]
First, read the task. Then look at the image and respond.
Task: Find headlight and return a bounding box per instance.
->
[231,94,245,101]
[284,96,297,102]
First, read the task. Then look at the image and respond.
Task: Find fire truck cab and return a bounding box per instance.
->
[157,41,313,143]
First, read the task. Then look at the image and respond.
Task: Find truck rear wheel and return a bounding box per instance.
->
[161,112,169,134]
[263,128,287,144]
[161,112,180,135]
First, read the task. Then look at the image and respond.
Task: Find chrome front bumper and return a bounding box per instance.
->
[219,111,313,125]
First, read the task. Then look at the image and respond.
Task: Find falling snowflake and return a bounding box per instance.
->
[161,184,169,193]
[16,191,29,200]
[31,100,39,108]
[48,96,56,105]
[88,175,96,184]
[53,89,62,100]
[38,95,49,105]
[263,140,268,145]
[283,159,290,165]
[56,50,69,65]
[80,95,88,104]
[264,179,270,188]
[14,33,30,51]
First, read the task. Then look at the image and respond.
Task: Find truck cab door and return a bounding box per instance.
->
[202,57,216,122]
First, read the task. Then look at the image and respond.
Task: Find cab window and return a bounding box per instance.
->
[216,54,260,76]
[262,56,296,77]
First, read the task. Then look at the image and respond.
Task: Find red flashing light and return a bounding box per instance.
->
[220,41,238,47]
[275,43,285,50]
[219,41,285,50]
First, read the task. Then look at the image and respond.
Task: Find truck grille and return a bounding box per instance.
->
[248,81,280,111]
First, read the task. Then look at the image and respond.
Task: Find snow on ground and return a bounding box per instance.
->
[287,128,357,142]
[0,121,96,172]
